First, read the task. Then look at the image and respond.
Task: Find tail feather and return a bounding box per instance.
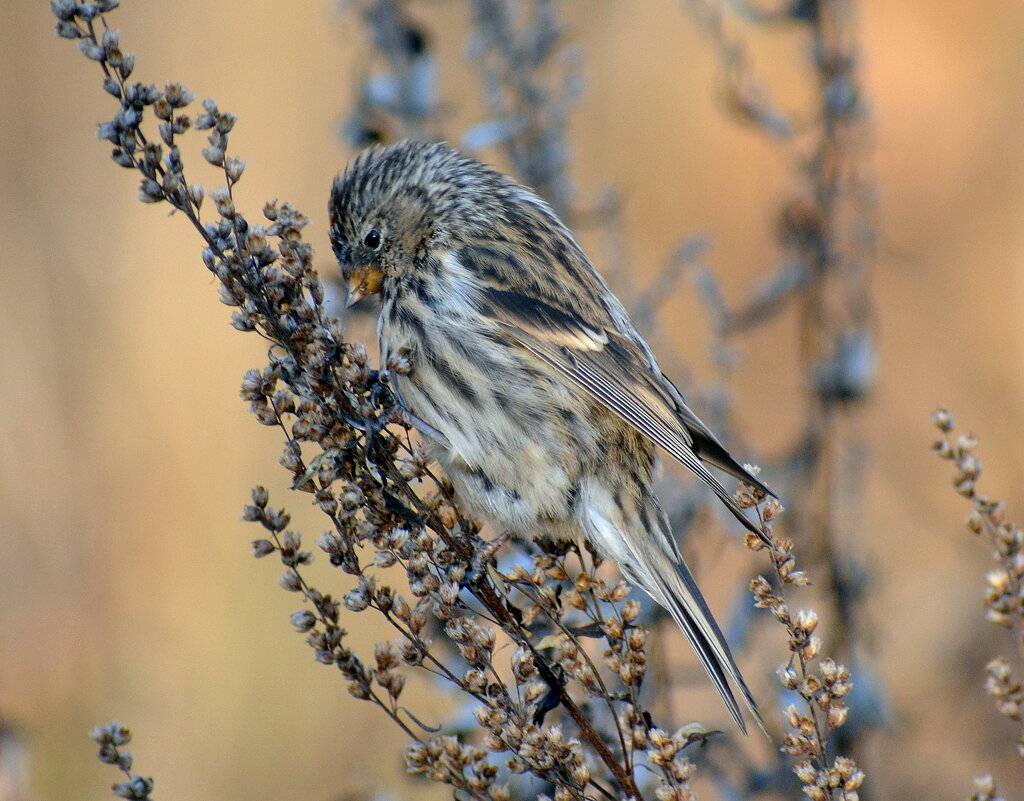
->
[654,560,765,735]
[624,526,767,736]
[580,479,766,735]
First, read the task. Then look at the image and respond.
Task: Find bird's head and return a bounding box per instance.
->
[327,140,552,307]
[329,138,510,307]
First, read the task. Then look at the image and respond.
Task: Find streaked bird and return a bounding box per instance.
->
[329,139,776,733]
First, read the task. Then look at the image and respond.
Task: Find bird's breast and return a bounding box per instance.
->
[379,291,596,533]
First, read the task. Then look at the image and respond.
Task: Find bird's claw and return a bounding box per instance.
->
[463,531,512,587]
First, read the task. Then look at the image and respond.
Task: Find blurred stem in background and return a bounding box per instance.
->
[682,0,880,775]
[344,0,441,145]
[464,0,579,218]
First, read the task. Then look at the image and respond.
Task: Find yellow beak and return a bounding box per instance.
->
[345,264,384,308]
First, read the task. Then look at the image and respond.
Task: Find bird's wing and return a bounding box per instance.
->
[458,243,773,536]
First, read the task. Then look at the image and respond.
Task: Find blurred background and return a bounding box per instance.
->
[2,1,1023,799]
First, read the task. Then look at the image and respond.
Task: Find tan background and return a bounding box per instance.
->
[2,1,1023,799]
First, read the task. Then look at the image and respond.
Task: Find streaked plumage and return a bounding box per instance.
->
[329,139,775,734]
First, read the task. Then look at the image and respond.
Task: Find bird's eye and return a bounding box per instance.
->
[363,229,381,250]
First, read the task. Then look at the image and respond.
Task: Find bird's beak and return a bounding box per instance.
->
[345,264,384,308]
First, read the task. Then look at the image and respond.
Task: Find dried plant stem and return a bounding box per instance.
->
[55,2,877,800]
[367,459,644,798]
[685,0,877,692]
[745,490,863,800]
[799,0,871,662]
[467,0,577,218]
[932,408,1024,760]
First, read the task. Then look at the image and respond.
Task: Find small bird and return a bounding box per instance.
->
[329,139,775,734]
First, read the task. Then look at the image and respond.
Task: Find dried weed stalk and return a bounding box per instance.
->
[932,408,1024,764]
[464,0,579,218]
[344,0,440,147]
[89,722,155,801]
[742,486,861,801]
[54,1,862,799]
[681,0,880,781]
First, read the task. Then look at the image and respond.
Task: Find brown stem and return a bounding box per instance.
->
[379,461,643,799]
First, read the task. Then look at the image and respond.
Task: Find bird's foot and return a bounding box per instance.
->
[463,531,512,588]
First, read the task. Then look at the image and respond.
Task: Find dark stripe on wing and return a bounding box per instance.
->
[510,331,769,540]
[479,287,608,352]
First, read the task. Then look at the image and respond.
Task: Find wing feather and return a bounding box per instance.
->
[461,243,774,538]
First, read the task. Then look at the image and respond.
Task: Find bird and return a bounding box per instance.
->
[328,139,776,734]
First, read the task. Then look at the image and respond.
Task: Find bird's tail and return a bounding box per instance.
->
[620,506,766,736]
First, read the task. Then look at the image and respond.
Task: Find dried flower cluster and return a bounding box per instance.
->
[932,407,1024,761]
[89,722,155,801]
[54,1,870,800]
[966,774,1006,801]
[741,479,863,801]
